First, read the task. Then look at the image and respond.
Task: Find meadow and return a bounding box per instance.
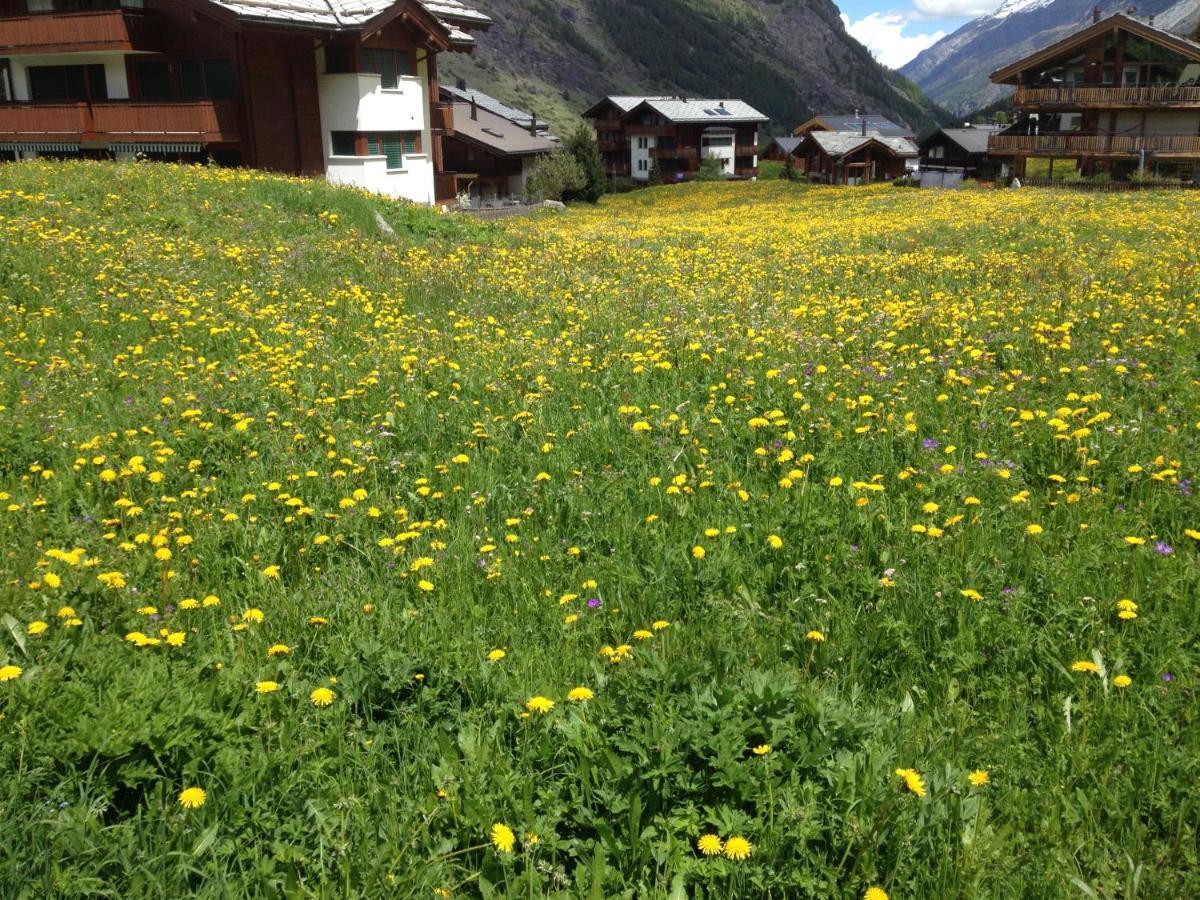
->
[0,160,1197,898]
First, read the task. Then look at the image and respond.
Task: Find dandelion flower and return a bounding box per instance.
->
[267,643,291,657]
[864,888,889,900]
[525,696,554,714]
[752,744,771,756]
[968,769,990,787]
[723,836,752,860]
[767,534,783,549]
[1113,674,1132,688]
[1071,661,1099,674]
[255,680,280,694]
[697,834,723,856]
[490,822,515,853]
[242,608,264,624]
[805,630,826,642]
[691,545,705,560]
[261,565,280,578]
[1025,524,1043,536]
[651,620,670,631]
[27,620,48,636]
[0,664,22,682]
[487,648,506,662]
[632,629,653,640]
[567,686,594,702]
[178,787,207,809]
[310,687,335,707]
[896,767,927,797]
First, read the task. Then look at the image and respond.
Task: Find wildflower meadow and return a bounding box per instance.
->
[0,161,1197,897]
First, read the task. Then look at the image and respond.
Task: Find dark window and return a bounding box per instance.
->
[360,48,414,89]
[136,61,172,101]
[28,64,106,101]
[325,45,354,74]
[0,59,11,103]
[180,60,235,100]
[330,131,357,156]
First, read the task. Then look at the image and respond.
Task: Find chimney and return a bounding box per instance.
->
[719,100,725,108]
[861,117,867,136]
[1093,5,1100,23]
[1148,13,1154,25]
[456,78,466,90]
[529,111,537,136]
[470,97,477,120]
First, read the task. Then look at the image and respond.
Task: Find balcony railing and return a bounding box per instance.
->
[989,133,1200,154]
[596,139,624,152]
[1014,84,1200,108]
[0,8,158,54]
[0,100,241,144]
[625,124,674,137]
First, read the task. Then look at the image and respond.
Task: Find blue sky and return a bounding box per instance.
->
[837,0,1004,69]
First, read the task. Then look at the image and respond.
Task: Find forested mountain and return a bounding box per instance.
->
[902,0,1200,115]
[441,0,953,137]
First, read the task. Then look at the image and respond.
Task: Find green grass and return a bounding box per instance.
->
[0,160,1198,898]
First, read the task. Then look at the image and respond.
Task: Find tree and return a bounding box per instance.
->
[648,158,664,186]
[780,153,798,181]
[562,123,606,203]
[696,156,722,181]
[525,149,586,202]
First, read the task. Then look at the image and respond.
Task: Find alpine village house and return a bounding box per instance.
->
[988,11,1200,180]
[585,96,768,183]
[0,0,491,204]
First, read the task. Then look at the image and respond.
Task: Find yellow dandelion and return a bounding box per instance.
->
[178,787,207,809]
[896,767,927,797]
[525,696,555,714]
[255,680,280,694]
[723,836,752,860]
[310,687,335,707]
[968,769,989,787]
[567,686,594,702]
[490,822,515,853]
[697,834,723,856]
[0,664,22,682]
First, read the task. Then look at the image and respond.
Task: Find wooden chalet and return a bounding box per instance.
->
[988,12,1200,180]
[919,125,1003,180]
[0,0,490,204]
[797,129,917,185]
[584,95,768,182]
[762,135,801,162]
[793,111,912,139]
[436,81,555,205]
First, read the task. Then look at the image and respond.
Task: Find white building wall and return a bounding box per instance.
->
[7,52,132,101]
[315,49,435,205]
[631,135,655,180]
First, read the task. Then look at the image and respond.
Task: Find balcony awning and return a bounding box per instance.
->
[0,142,81,153]
[110,142,204,154]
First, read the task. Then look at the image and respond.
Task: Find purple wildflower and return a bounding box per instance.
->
[1155,542,1174,556]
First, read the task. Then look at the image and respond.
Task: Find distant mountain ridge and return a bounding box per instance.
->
[902,0,1200,115]
[439,0,953,138]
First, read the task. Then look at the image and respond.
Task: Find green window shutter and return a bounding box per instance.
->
[382,133,403,169]
[403,133,417,155]
[367,134,381,156]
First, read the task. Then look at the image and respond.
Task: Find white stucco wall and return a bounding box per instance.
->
[631,135,655,180]
[315,49,435,204]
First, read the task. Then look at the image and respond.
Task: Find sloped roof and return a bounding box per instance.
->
[992,13,1200,83]
[929,126,999,154]
[442,83,551,135]
[769,136,802,154]
[582,95,675,118]
[797,113,911,137]
[804,131,918,158]
[450,102,556,157]
[626,97,769,124]
[203,0,489,46]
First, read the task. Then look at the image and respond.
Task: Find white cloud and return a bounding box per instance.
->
[841,12,948,69]
[911,0,997,19]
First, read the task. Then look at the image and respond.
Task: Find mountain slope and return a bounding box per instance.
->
[902,0,1200,115]
[441,0,952,137]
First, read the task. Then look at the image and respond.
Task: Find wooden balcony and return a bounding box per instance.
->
[1014,84,1200,109]
[735,145,759,156]
[650,146,697,159]
[989,132,1200,156]
[625,124,674,137]
[0,100,241,144]
[596,139,625,152]
[0,8,159,54]
[430,102,454,135]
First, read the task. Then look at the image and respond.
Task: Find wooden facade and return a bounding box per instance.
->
[585,96,767,183]
[0,0,486,199]
[918,127,1002,180]
[988,13,1200,180]
[797,131,916,185]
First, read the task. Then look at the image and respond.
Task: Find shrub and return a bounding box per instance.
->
[648,159,664,187]
[696,157,723,182]
[526,149,587,202]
